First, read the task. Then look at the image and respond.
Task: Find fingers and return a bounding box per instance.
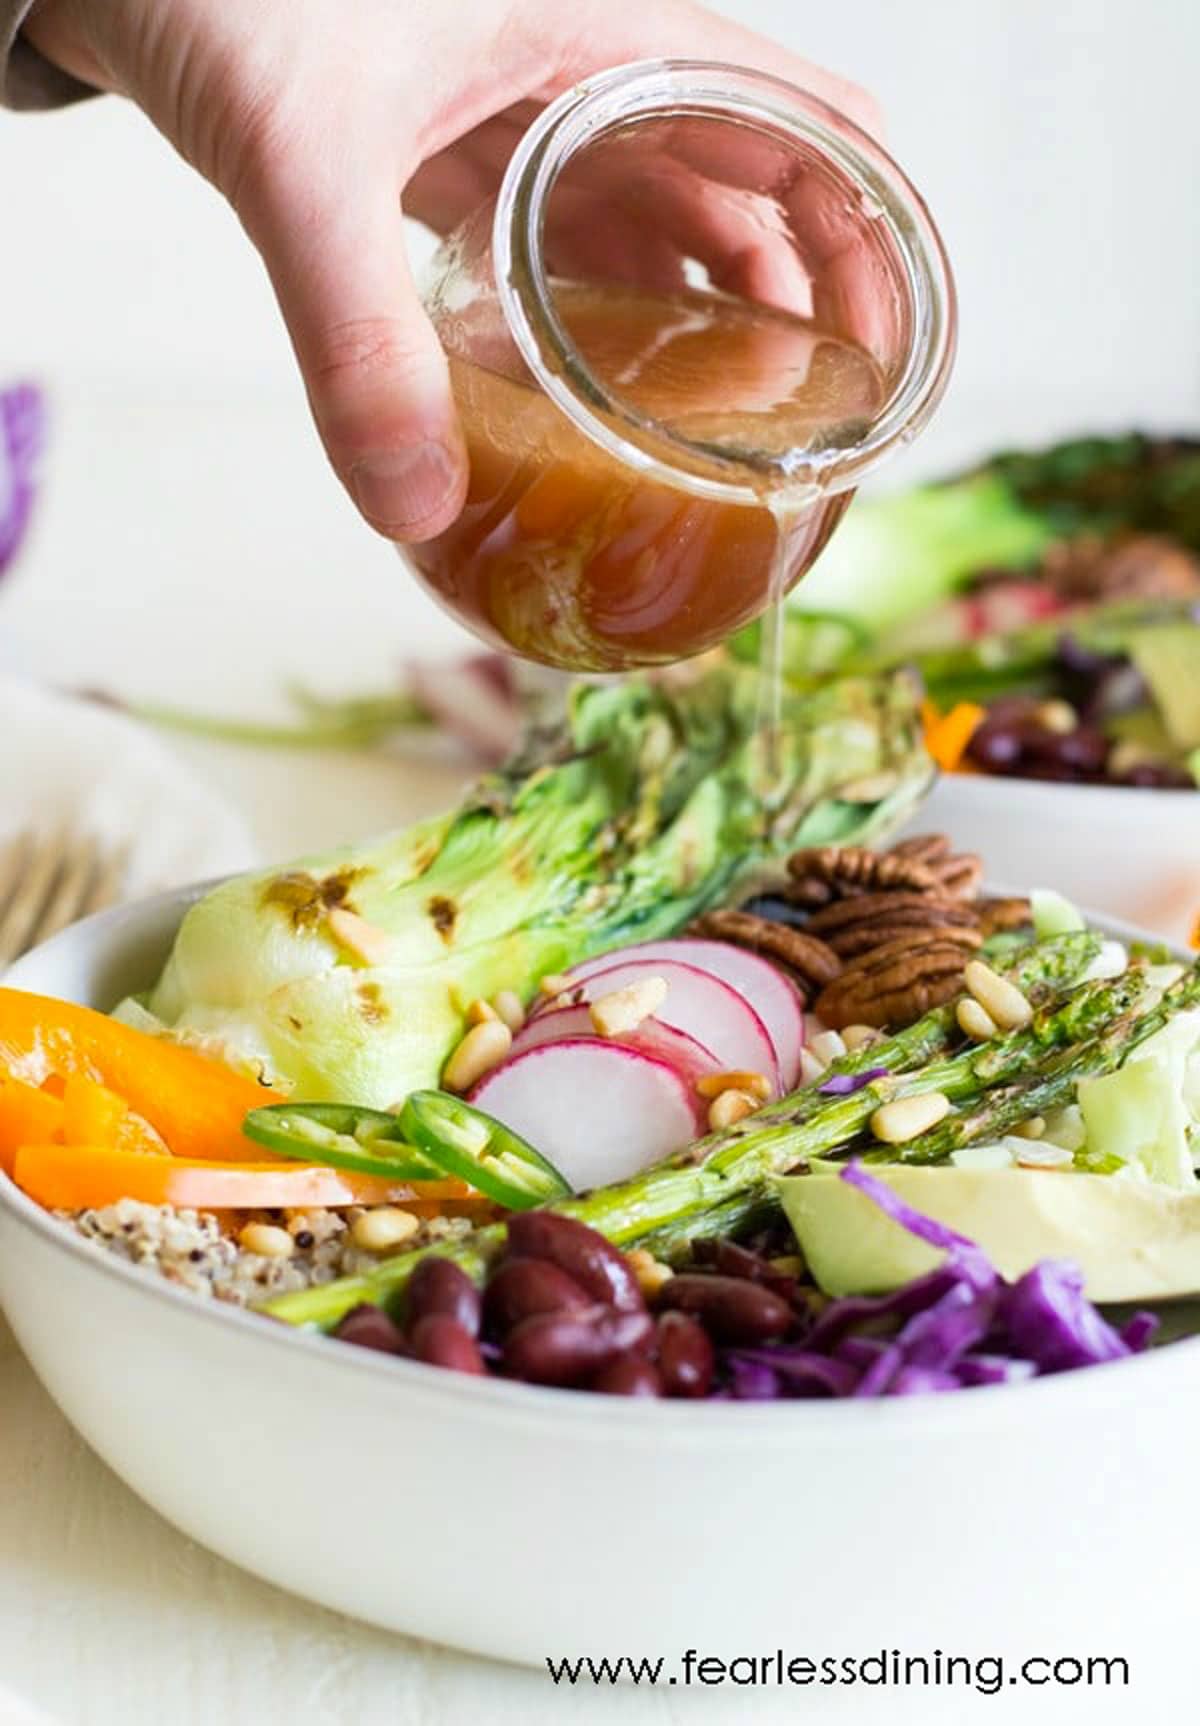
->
[236,136,467,542]
[546,0,883,141]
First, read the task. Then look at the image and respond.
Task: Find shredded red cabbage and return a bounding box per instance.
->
[817,1067,890,1096]
[722,1161,1158,1400]
[0,382,43,576]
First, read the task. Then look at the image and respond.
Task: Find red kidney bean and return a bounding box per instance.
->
[1121,761,1194,789]
[658,1274,793,1345]
[709,1238,799,1304]
[1030,723,1108,775]
[409,1313,487,1375]
[505,1212,645,1313]
[483,1256,593,1335]
[405,1257,482,1338]
[591,1355,663,1397]
[656,1311,714,1398]
[503,1305,654,1386]
[333,1302,406,1355]
[967,724,1025,773]
[712,1238,772,1281]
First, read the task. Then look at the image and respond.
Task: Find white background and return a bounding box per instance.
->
[0,4,1198,1723]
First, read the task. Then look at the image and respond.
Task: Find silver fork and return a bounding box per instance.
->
[0,830,130,966]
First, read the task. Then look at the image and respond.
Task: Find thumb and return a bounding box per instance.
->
[238,146,468,542]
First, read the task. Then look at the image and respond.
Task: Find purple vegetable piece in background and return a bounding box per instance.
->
[0,382,44,576]
[817,1067,890,1096]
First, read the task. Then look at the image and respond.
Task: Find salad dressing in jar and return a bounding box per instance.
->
[406,63,956,677]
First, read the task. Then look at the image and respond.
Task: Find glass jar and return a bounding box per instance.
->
[405,60,956,672]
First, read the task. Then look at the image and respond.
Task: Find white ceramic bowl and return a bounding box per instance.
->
[906,777,1199,947]
[1,889,1198,1666]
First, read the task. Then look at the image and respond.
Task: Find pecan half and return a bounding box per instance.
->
[806,891,979,936]
[814,938,970,1029]
[978,895,1033,936]
[692,909,842,994]
[786,845,938,897]
[827,920,984,959]
[926,852,984,899]
[887,833,953,865]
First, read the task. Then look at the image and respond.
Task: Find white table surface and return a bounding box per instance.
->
[0,390,1188,1725]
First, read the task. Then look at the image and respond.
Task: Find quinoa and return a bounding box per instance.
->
[62,1199,475,1306]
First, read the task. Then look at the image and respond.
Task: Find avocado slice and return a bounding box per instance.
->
[779,1163,1200,1304]
[1129,622,1200,749]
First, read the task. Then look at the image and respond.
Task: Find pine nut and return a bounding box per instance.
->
[1014,1141,1074,1170]
[964,960,1032,1031]
[809,1030,847,1066]
[492,990,526,1032]
[351,1207,421,1253]
[1012,1115,1046,1140]
[1108,740,1158,777]
[539,973,573,998]
[442,1019,512,1092]
[842,1024,884,1051]
[589,975,668,1038]
[625,1247,675,1299]
[799,1048,828,1085]
[695,1069,772,1101]
[956,996,998,1041]
[466,998,499,1026]
[327,906,395,966]
[870,1090,952,1144]
[707,1088,760,1130]
[238,1221,295,1259]
[1034,699,1078,735]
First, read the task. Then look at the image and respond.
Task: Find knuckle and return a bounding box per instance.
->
[308,318,435,392]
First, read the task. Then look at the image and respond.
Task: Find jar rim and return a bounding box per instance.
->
[492,58,957,507]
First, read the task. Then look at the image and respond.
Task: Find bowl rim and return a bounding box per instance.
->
[929,772,1197,806]
[1,884,1195,1440]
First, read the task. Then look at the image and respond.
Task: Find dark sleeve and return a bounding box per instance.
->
[3,2,96,109]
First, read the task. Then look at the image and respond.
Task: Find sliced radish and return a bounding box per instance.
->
[563,939,804,1088]
[511,1005,718,1108]
[563,959,780,1093]
[471,1039,699,1190]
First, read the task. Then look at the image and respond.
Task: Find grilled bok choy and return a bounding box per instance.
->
[131,667,931,1105]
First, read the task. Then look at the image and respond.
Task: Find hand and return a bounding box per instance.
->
[26,0,880,541]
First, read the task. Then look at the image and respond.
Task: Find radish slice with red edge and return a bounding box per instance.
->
[512,1006,718,1113]
[471,1039,700,1190]
[564,958,780,1094]
[561,938,805,1089]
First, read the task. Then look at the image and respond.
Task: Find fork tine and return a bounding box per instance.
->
[32,832,107,946]
[80,841,131,919]
[0,829,69,965]
[0,831,32,919]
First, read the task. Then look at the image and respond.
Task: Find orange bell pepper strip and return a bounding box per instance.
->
[60,1075,168,1157]
[0,989,284,1161]
[922,698,987,774]
[11,1143,474,1212]
[0,1077,64,1176]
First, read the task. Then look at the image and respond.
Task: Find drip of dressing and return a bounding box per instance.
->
[754,487,824,788]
